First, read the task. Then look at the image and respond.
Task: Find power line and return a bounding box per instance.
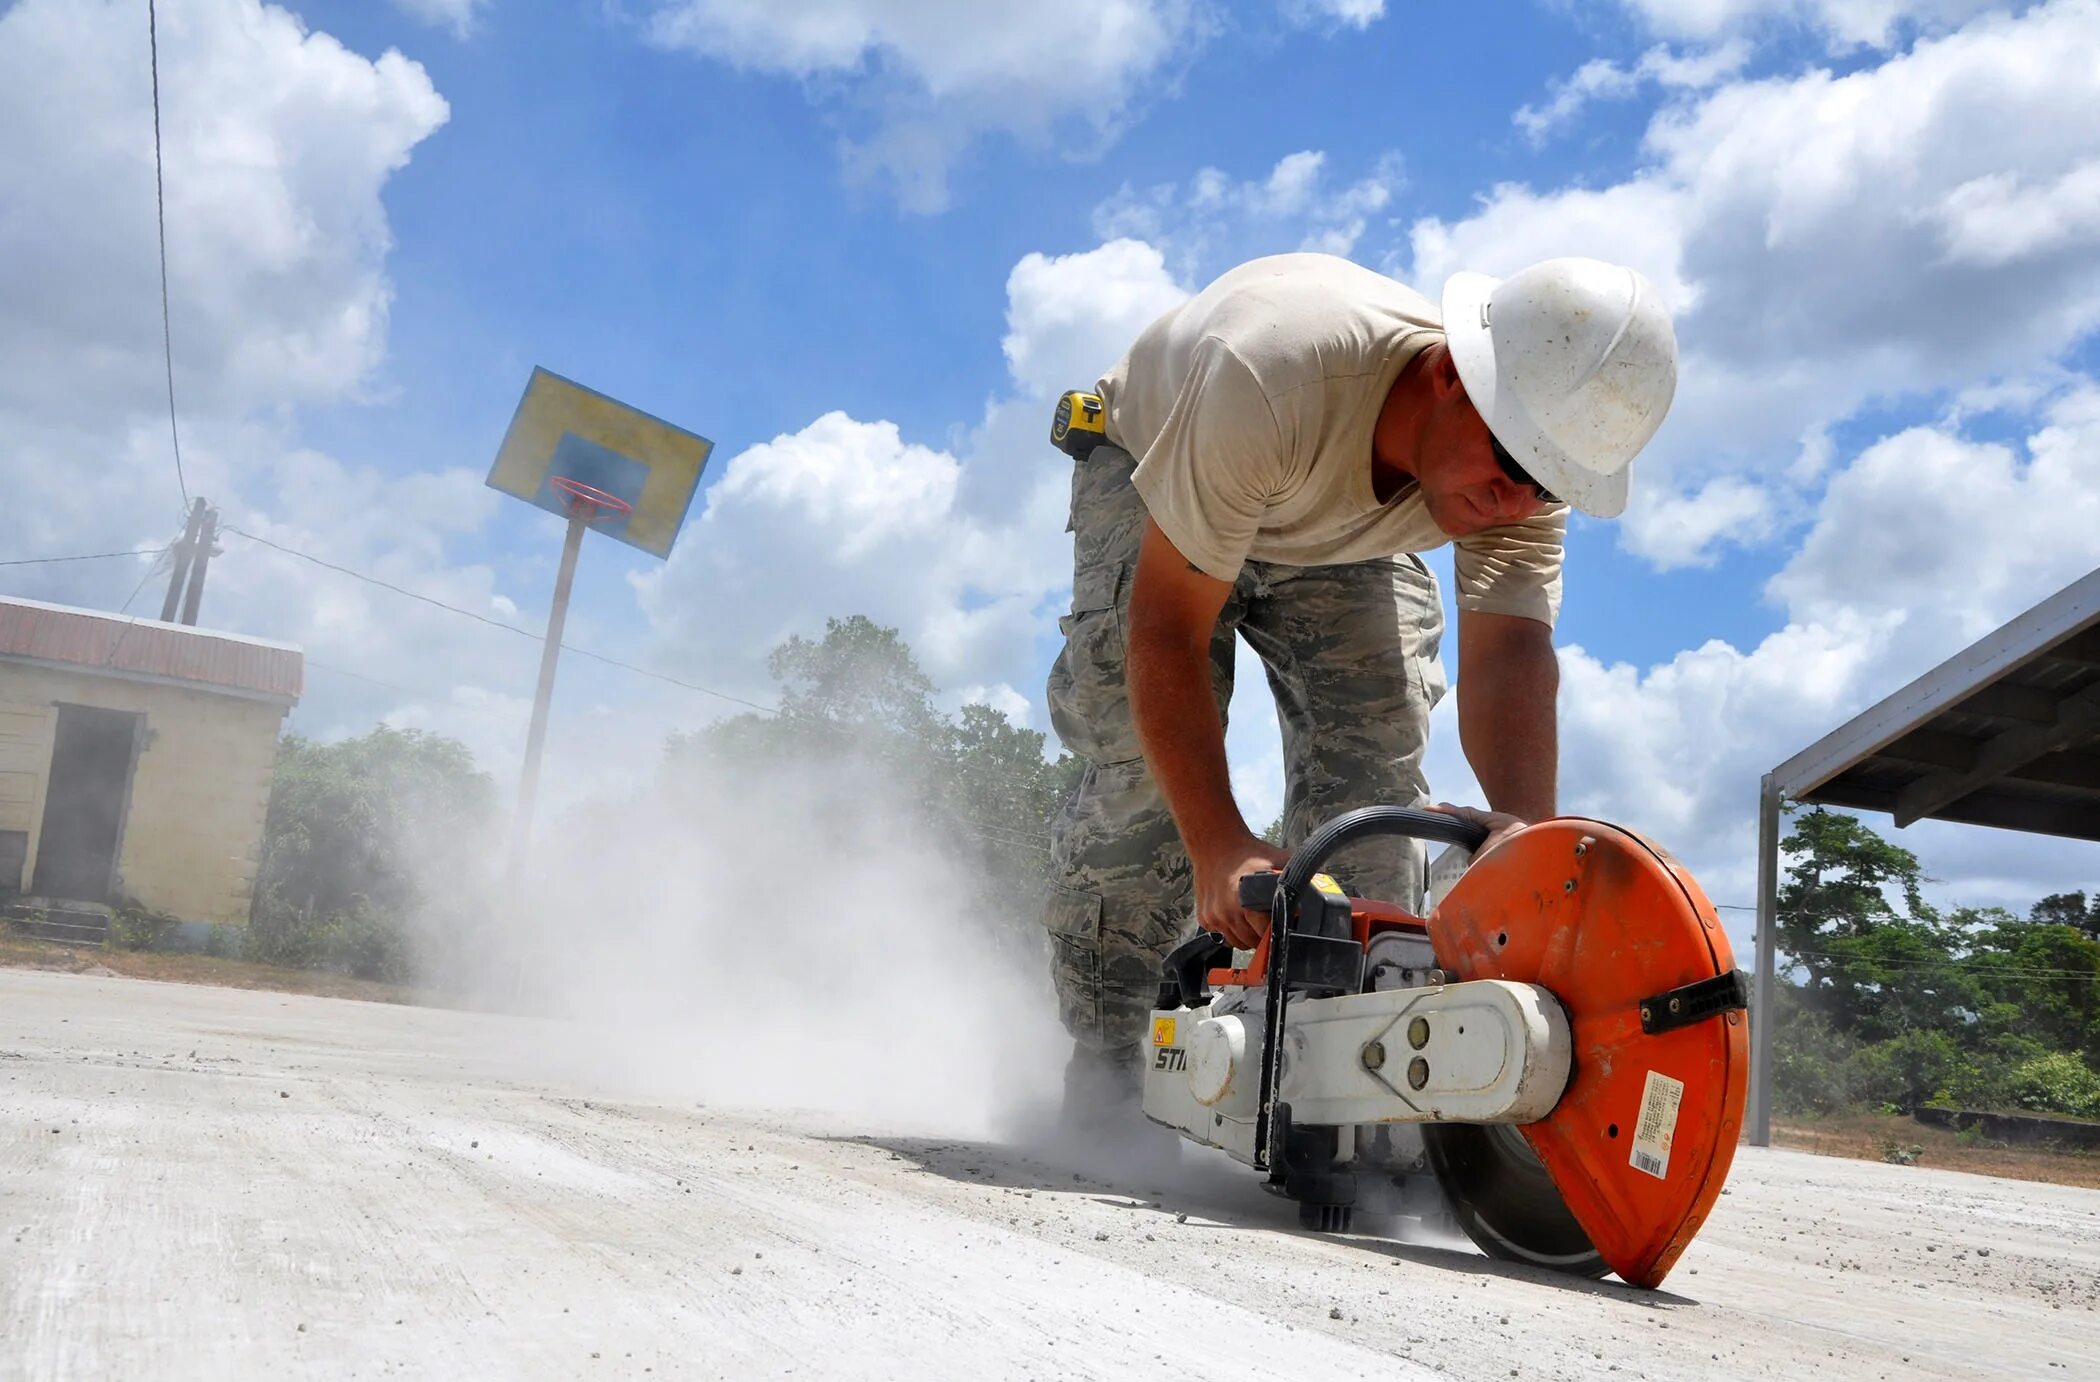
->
[219,525,776,715]
[225,526,527,637]
[116,562,164,618]
[561,642,777,714]
[146,0,188,510]
[1788,948,2100,982]
[305,659,424,697]
[0,546,169,568]
[96,555,176,675]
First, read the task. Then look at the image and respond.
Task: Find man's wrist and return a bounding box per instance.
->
[1181,818,1258,868]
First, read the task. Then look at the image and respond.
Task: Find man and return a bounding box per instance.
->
[1040,252,1677,1121]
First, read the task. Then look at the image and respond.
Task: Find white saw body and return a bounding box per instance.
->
[1143,978,1571,1160]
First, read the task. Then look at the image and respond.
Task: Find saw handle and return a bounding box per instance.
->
[1160,930,1236,1008]
[1254,806,1490,1175]
[1279,806,1488,894]
[1159,809,1491,1014]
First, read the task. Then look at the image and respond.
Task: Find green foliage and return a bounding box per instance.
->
[110,904,181,952]
[249,726,496,983]
[1772,807,2100,1124]
[1776,808,1957,1035]
[2031,891,2100,943]
[1771,1004,1860,1117]
[769,616,946,742]
[2005,1052,2100,1119]
[1964,915,2100,1064]
[1842,1029,1959,1113]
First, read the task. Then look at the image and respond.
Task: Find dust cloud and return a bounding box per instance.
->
[487,751,1071,1141]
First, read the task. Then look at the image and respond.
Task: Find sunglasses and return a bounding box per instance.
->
[1492,435,1560,506]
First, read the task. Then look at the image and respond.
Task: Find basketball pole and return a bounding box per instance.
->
[506,503,589,896]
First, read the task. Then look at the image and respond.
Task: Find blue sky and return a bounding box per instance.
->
[6,0,2100,928]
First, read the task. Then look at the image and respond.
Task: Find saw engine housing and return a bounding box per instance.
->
[1141,810,1749,1288]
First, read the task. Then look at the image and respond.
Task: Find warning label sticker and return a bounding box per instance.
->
[1151,1016,1178,1047]
[1631,1070,1684,1180]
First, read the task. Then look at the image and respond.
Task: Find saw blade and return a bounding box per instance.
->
[1421,1121,1608,1278]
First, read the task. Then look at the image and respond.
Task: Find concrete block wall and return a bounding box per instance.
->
[0,662,290,926]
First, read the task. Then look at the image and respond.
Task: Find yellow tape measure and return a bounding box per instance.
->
[1050,391,1107,458]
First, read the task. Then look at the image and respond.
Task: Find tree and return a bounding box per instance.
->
[945,701,1081,898]
[1964,909,2100,1066]
[670,615,945,787]
[1775,807,1967,1036]
[772,615,945,741]
[1770,809,2100,1119]
[251,727,496,980]
[2031,891,2100,943]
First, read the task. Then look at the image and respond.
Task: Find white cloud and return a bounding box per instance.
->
[1002,239,1190,397]
[1769,387,2100,638]
[1613,0,2004,50]
[390,0,488,39]
[633,411,1047,702]
[635,241,1186,702]
[641,0,1206,212]
[1281,0,1386,29]
[958,682,1034,728]
[1514,41,1749,143]
[1620,475,1776,570]
[1405,177,1695,311]
[708,412,961,560]
[1935,159,2100,267]
[0,0,448,429]
[1094,150,1404,280]
[1408,0,2100,569]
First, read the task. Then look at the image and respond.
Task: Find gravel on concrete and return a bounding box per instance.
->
[3,968,2096,1379]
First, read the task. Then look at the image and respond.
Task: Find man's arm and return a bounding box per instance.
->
[1126,517,1286,948]
[1455,608,1559,826]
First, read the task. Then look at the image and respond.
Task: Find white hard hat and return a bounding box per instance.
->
[1441,258,1677,519]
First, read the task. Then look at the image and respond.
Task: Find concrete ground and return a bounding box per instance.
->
[3,968,2096,1380]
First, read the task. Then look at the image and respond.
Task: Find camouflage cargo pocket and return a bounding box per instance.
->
[1042,884,1104,1032]
[1045,564,1138,765]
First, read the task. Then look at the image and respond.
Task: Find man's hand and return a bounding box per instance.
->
[1195,837,1293,950]
[1126,518,1282,947]
[1429,801,1529,859]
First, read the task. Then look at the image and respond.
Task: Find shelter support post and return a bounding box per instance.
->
[1749,772,1781,1147]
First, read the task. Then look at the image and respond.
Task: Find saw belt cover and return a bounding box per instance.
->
[1428,819,1749,1288]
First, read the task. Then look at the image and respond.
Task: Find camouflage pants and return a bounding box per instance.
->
[1041,444,1448,1065]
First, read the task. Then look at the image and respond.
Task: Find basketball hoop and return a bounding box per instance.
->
[550,476,633,523]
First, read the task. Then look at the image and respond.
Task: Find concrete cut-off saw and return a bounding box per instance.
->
[1143,807,1749,1288]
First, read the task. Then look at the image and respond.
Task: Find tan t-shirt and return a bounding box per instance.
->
[1098,253,1565,626]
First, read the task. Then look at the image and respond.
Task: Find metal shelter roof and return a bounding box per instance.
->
[0,595,303,704]
[1769,567,2100,841]
[1748,566,2100,1146]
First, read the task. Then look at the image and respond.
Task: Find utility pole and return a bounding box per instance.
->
[158,498,206,622]
[178,502,218,626]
